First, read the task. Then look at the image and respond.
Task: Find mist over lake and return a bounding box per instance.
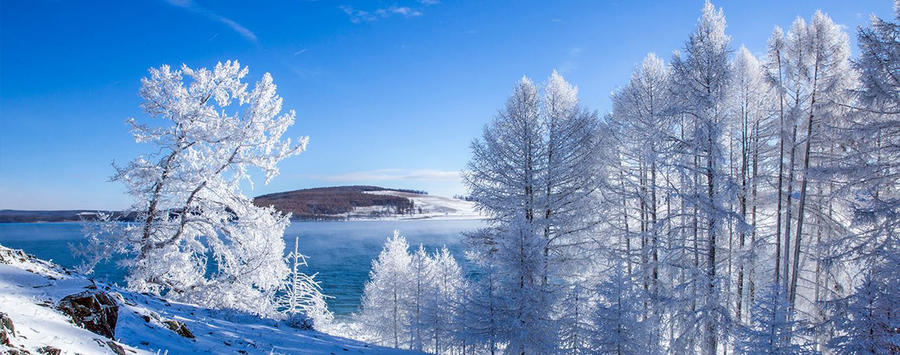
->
[0,219,484,318]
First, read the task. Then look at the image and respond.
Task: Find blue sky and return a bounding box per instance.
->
[0,0,893,210]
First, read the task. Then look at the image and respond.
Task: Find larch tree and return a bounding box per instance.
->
[728,45,770,325]
[787,10,854,311]
[422,246,466,354]
[279,236,333,329]
[591,261,652,355]
[824,5,899,353]
[669,2,737,353]
[465,72,601,354]
[359,231,413,349]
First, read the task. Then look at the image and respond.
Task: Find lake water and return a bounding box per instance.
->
[0,219,485,318]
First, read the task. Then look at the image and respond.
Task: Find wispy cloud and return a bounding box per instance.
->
[165,0,258,43]
[308,169,461,182]
[559,47,583,74]
[340,5,422,23]
[340,0,440,23]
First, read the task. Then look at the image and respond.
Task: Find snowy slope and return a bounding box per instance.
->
[360,191,482,220]
[0,245,421,355]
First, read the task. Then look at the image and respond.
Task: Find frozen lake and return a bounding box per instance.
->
[0,219,485,318]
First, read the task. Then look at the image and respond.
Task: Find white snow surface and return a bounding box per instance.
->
[358,191,483,220]
[0,245,420,355]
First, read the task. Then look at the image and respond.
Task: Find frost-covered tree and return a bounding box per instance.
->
[823,7,900,354]
[786,10,854,310]
[407,245,432,351]
[735,284,816,354]
[498,215,552,354]
[727,46,770,325]
[556,282,595,354]
[855,1,900,115]
[609,52,672,289]
[81,60,306,316]
[465,71,600,354]
[606,51,674,351]
[358,231,413,348]
[591,262,652,355]
[422,246,465,354]
[669,2,737,352]
[279,236,333,329]
[827,262,900,354]
[461,228,504,354]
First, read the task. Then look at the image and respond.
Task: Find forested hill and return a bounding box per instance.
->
[253,186,428,220]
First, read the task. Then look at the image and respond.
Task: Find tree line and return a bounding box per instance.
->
[354,2,898,354]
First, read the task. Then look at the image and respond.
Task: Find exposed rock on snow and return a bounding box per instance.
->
[37,345,63,355]
[57,290,119,338]
[163,319,194,339]
[0,312,15,347]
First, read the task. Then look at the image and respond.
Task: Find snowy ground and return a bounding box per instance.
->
[0,245,420,354]
[355,191,483,220]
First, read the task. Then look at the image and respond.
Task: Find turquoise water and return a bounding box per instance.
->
[0,219,484,317]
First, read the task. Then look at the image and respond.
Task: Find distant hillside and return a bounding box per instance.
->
[253,186,426,220]
[0,210,129,223]
[2,186,479,223]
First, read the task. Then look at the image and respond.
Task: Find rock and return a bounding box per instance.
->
[0,312,15,336]
[163,319,194,339]
[0,312,15,347]
[37,346,61,355]
[0,248,28,264]
[57,290,119,338]
[106,340,127,355]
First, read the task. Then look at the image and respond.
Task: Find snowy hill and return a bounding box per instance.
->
[0,245,420,355]
[254,186,482,220]
[360,190,481,220]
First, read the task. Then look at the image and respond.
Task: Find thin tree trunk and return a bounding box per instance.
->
[790,62,819,307]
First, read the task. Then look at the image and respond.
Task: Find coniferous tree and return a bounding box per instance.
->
[359,231,413,348]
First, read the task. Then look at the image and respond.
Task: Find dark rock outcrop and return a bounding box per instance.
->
[106,340,127,355]
[57,290,119,338]
[164,319,195,338]
[0,312,15,347]
[37,346,62,355]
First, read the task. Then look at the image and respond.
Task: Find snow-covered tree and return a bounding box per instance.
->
[407,244,432,351]
[591,262,652,355]
[556,282,595,354]
[465,71,601,354]
[358,231,413,348]
[422,246,465,354]
[735,284,816,354]
[498,215,553,354]
[461,228,505,354]
[279,236,332,329]
[669,2,737,352]
[727,45,771,325]
[823,8,900,354]
[827,262,900,354]
[606,51,675,351]
[786,10,854,311]
[81,60,306,316]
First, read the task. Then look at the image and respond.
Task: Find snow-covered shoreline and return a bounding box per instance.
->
[0,245,420,354]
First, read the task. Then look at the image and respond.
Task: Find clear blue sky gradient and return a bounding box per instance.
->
[0,0,893,209]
